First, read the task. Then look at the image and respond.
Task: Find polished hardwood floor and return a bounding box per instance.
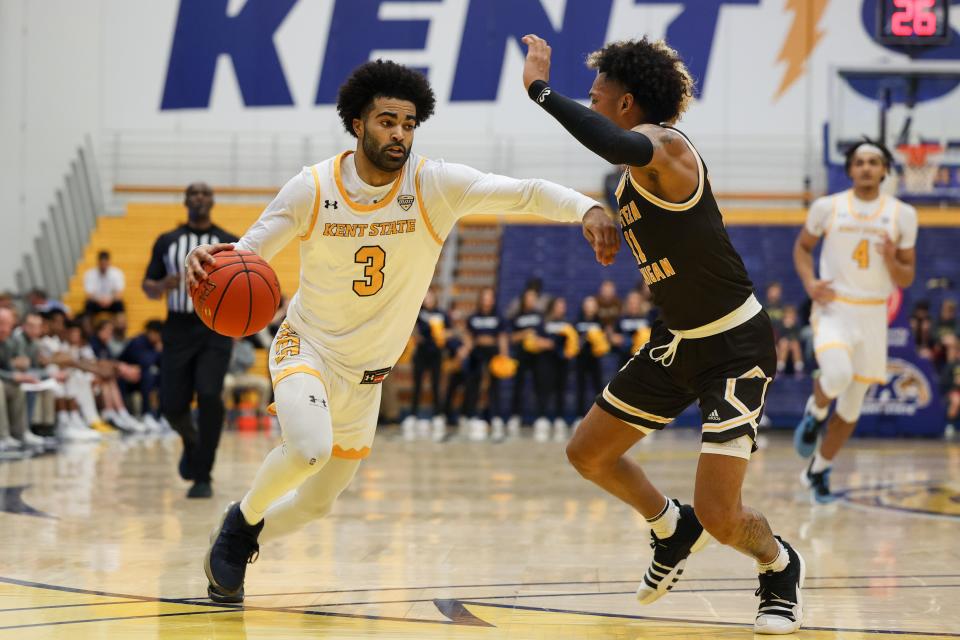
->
[1,426,958,638]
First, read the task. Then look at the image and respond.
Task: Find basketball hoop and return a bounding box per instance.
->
[896,143,943,194]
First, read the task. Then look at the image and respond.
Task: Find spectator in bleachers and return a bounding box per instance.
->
[439,306,470,440]
[69,321,146,433]
[765,282,785,336]
[402,288,447,440]
[610,290,652,367]
[90,318,123,361]
[911,300,935,359]
[508,288,548,434]
[0,308,39,452]
[83,250,126,315]
[595,279,621,329]
[119,319,164,429]
[539,296,576,442]
[40,312,111,440]
[12,311,61,438]
[533,296,580,442]
[936,299,957,339]
[505,277,549,319]
[574,296,606,427]
[222,338,272,428]
[461,287,508,441]
[0,292,16,313]
[941,333,960,434]
[432,305,469,442]
[776,305,805,375]
[26,288,69,316]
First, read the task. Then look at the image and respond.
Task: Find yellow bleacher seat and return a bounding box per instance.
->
[63,203,298,363]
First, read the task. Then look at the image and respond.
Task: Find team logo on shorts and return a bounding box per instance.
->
[397,194,415,211]
[862,358,932,417]
[361,367,392,384]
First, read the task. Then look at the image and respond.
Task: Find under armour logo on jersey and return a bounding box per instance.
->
[324,200,338,209]
[707,409,720,421]
[536,87,551,103]
[308,395,328,409]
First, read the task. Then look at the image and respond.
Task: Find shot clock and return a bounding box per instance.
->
[877,0,951,45]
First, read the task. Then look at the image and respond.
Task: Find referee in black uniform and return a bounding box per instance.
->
[143,182,238,499]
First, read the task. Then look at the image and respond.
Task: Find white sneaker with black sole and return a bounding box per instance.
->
[636,500,711,604]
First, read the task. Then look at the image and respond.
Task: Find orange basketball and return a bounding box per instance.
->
[191,250,281,338]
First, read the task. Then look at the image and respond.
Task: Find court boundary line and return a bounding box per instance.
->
[2,574,959,637]
[458,600,960,638]
[186,572,960,600]
[282,582,960,610]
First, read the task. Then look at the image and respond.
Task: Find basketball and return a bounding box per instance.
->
[191,250,281,338]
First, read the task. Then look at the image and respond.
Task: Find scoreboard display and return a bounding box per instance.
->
[877,0,951,45]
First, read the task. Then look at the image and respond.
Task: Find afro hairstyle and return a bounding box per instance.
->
[586,38,695,125]
[336,59,436,138]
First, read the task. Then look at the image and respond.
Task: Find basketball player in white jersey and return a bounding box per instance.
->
[183,60,620,603]
[793,141,917,503]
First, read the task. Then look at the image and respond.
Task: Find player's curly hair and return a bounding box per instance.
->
[336,60,436,138]
[586,38,694,125]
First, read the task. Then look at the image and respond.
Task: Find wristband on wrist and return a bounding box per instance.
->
[528,80,551,103]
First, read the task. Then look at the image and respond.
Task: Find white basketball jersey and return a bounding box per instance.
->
[813,191,916,302]
[285,151,443,383]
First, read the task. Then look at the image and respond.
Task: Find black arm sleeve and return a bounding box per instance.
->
[527,80,654,167]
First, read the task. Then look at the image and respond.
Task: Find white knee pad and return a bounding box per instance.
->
[274,372,333,468]
[816,347,854,399]
[835,381,870,423]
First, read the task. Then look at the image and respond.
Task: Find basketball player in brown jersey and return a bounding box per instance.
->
[521,35,804,634]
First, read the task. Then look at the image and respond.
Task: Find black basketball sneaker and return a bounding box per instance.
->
[754,537,805,634]
[204,501,263,603]
[636,500,711,604]
[802,458,836,504]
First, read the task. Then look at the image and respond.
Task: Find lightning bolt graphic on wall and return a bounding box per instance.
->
[775,0,830,100]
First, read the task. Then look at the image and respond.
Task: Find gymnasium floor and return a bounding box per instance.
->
[1,428,958,639]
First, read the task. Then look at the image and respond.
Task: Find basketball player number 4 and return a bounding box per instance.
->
[852,238,870,269]
[353,246,386,296]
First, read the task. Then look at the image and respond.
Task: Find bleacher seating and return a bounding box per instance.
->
[498,222,960,312]
[61,202,301,374]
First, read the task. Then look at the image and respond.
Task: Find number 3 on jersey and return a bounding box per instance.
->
[852,238,870,269]
[353,246,385,296]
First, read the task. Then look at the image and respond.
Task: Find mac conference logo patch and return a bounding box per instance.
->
[397,194,415,211]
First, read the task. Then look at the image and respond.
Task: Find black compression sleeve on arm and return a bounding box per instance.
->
[527,80,654,167]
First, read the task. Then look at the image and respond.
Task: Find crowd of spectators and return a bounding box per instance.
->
[395,278,657,442]
[0,248,281,460]
[393,274,960,442]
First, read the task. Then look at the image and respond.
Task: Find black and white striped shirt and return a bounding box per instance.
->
[144,224,238,315]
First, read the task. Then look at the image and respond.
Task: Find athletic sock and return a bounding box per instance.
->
[810,450,832,474]
[646,498,680,539]
[757,537,789,573]
[805,395,829,421]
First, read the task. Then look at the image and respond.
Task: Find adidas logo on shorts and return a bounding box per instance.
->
[707,409,720,421]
